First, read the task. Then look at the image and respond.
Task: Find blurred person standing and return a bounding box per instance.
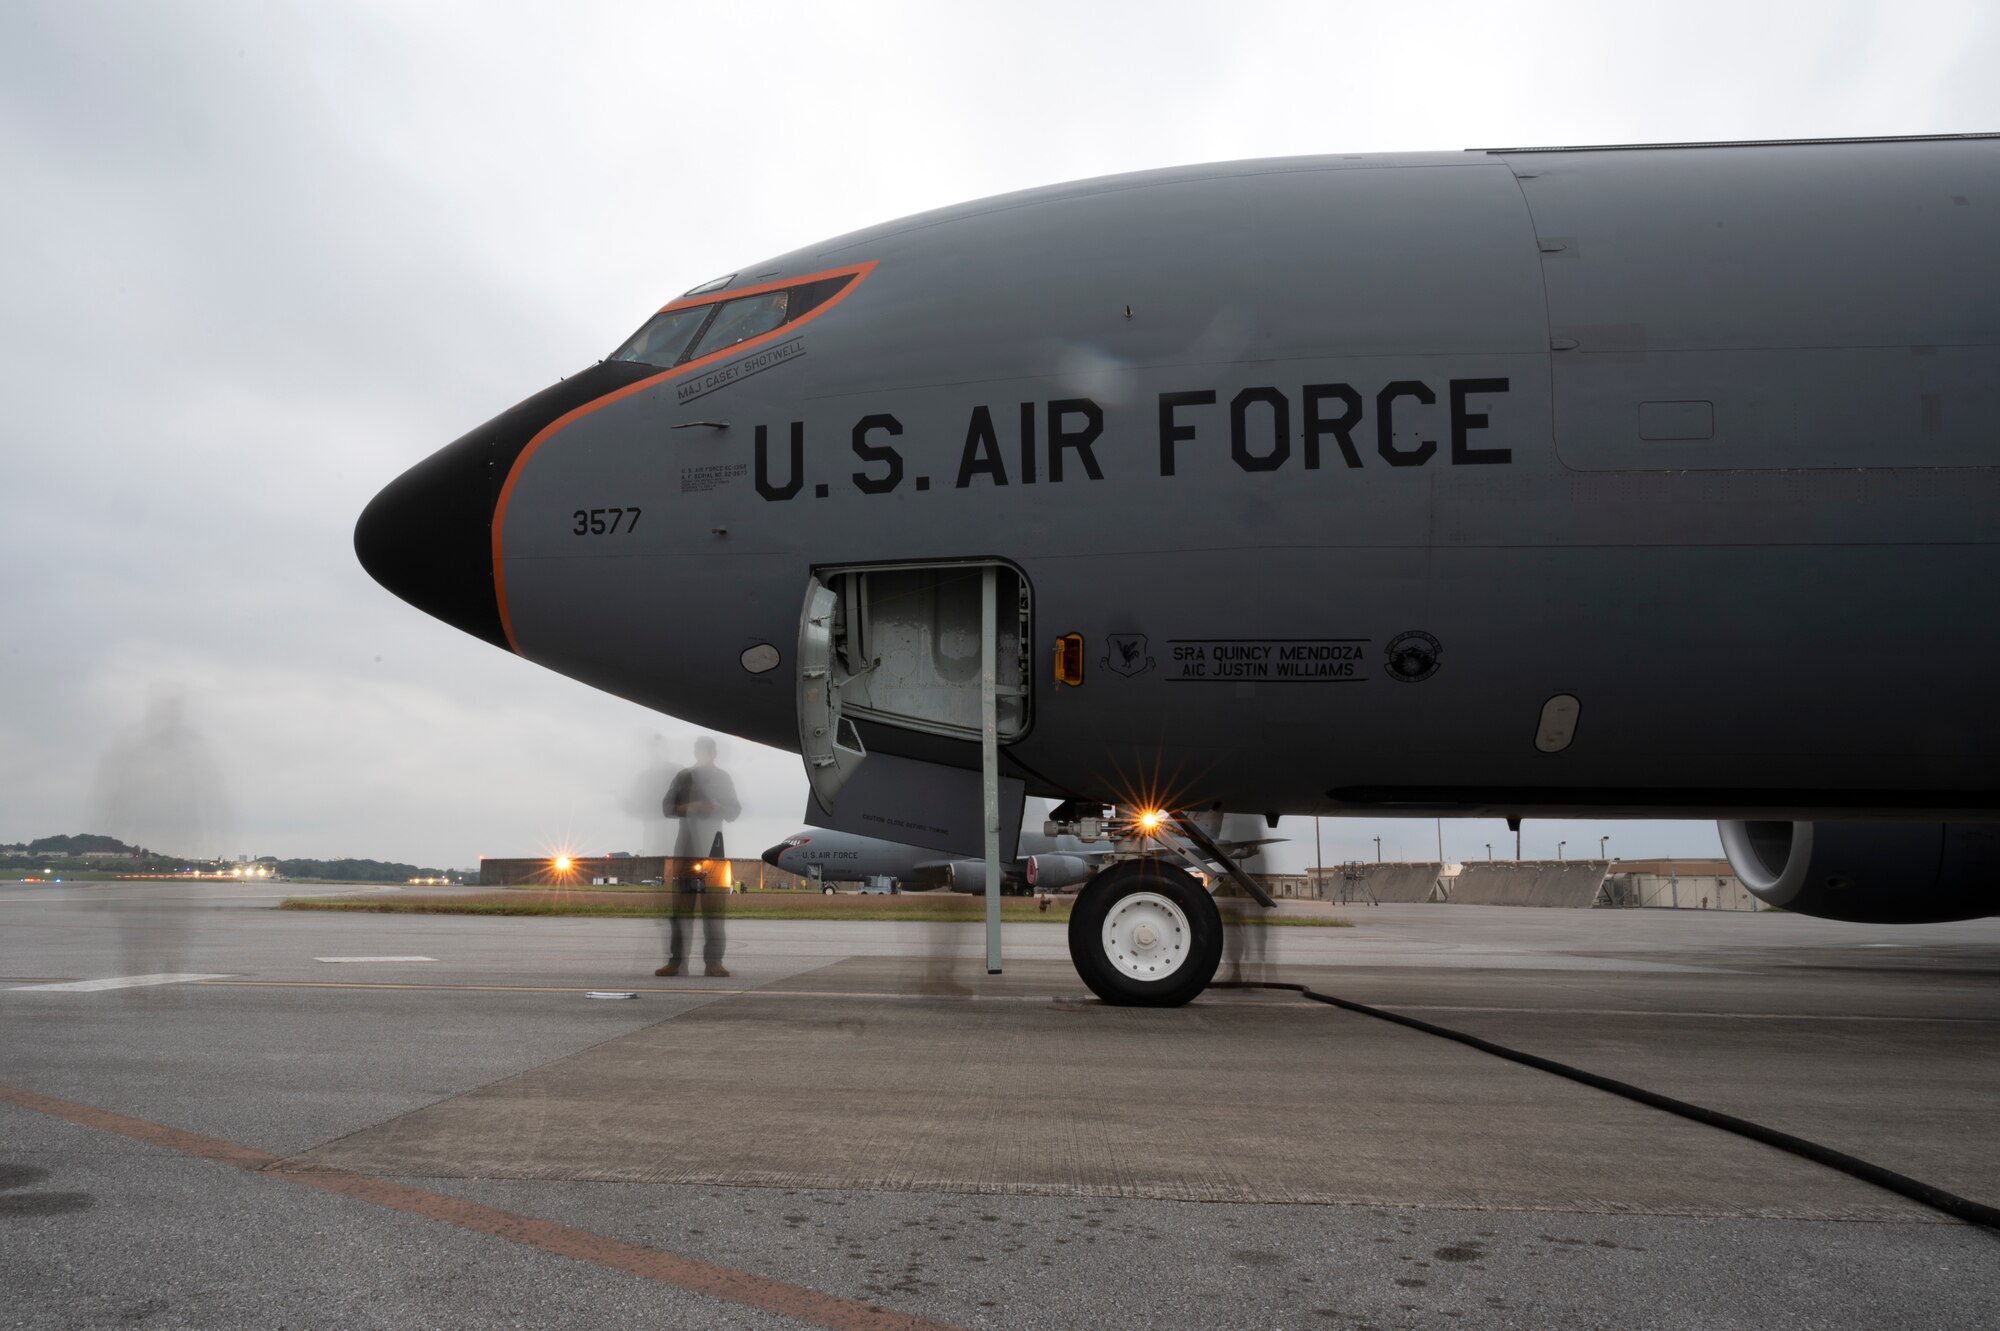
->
[93,692,229,864]
[1220,892,1269,985]
[656,736,740,977]
[91,691,230,984]
[622,734,677,857]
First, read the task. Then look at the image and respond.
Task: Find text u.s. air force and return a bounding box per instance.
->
[750,378,1511,501]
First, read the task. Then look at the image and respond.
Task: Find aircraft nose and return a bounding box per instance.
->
[355,361,656,652]
[761,843,788,870]
[354,428,510,650]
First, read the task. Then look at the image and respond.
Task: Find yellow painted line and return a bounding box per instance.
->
[187,981,2000,1023]
[195,980,746,994]
[187,978,1307,1006]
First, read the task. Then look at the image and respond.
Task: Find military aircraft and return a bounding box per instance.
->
[357,133,2000,1006]
[762,825,1103,895]
[765,808,1275,895]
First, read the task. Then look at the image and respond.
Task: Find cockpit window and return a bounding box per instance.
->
[786,276,852,322]
[681,273,735,297]
[608,306,709,368]
[685,291,791,361]
[609,270,862,370]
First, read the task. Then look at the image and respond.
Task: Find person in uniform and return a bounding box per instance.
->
[656,736,741,977]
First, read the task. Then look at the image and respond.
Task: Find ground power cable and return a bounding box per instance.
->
[1213,979,2000,1230]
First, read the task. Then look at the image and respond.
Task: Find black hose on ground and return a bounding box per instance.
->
[1213,980,2000,1231]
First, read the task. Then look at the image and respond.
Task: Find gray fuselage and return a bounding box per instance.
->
[358,137,2000,823]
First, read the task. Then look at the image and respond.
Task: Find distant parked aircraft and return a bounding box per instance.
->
[762,826,1104,895]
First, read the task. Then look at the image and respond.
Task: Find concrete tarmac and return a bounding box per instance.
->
[2,878,1997,1329]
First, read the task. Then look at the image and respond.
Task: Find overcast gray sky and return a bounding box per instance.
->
[3,1,1994,870]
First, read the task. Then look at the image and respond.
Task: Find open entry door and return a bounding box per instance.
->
[796,561,1030,811]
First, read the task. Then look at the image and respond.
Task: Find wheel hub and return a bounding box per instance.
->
[1102,891,1191,981]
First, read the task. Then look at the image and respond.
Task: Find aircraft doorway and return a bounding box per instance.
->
[797,560,1031,810]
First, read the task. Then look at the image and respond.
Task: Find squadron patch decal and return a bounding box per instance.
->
[1102,634,1155,677]
[1384,630,1443,683]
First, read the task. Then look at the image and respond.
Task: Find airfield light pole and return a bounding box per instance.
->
[1485,843,1493,862]
[1600,835,1610,860]
[1436,817,1445,866]
[1558,840,1567,863]
[980,567,1002,974]
[1373,835,1382,864]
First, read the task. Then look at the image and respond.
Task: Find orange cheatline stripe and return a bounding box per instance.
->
[489,259,878,652]
[649,264,865,318]
[0,1081,961,1331]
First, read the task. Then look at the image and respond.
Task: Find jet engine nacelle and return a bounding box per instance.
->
[1718,820,2000,923]
[1024,854,1093,891]
[945,859,1016,893]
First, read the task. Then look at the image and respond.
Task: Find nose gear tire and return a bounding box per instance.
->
[1068,860,1223,1006]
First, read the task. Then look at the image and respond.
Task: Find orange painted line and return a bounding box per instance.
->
[490,259,878,652]
[650,265,861,318]
[0,1080,961,1331]
[0,1082,278,1170]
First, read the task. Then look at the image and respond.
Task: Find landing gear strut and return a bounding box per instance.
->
[1067,860,1222,1006]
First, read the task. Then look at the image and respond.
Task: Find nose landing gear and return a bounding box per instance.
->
[1067,860,1223,1007]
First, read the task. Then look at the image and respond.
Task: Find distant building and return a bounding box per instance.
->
[1599,860,1756,910]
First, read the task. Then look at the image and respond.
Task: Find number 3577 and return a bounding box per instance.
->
[572,507,641,535]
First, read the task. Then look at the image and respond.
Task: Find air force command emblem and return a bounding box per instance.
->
[1103,633,1155,677]
[1384,629,1442,683]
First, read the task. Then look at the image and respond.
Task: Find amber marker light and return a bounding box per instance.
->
[1136,809,1165,834]
[1054,634,1085,688]
[553,855,573,873]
